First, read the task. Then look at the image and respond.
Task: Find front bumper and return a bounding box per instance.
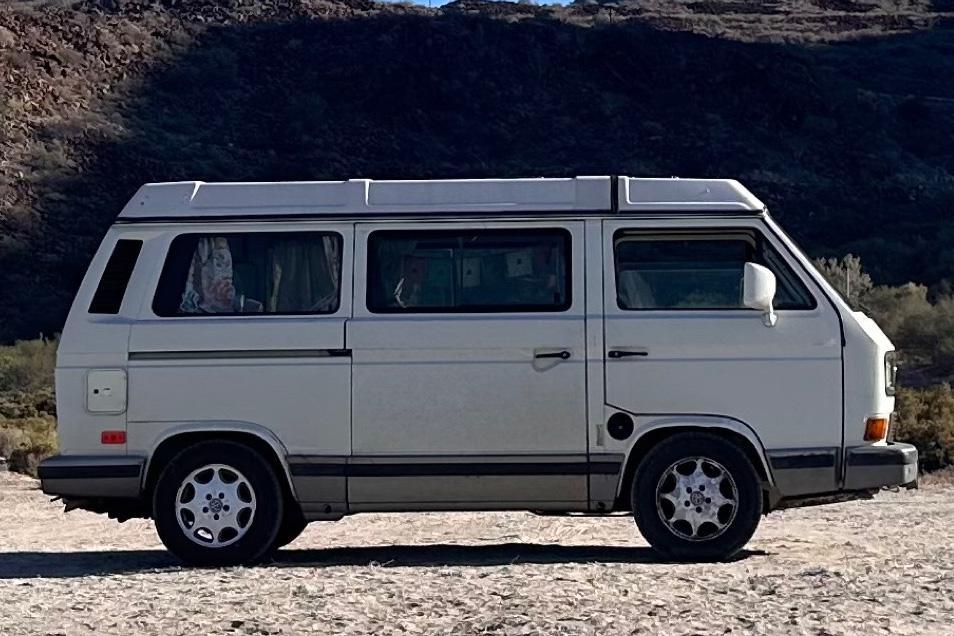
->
[844,442,918,491]
[38,454,144,499]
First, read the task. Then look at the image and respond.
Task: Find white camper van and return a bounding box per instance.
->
[39,177,916,566]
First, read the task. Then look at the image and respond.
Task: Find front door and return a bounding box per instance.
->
[602,219,844,494]
[347,221,589,510]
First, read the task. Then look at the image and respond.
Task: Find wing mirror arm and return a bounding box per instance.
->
[743,262,778,328]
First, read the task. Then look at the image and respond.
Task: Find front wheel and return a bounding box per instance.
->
[632,432,763,562]
[153,440,284,567]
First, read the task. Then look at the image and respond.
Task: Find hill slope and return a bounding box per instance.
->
[1,0,953,341]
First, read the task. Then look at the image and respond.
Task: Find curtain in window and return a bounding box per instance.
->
[179,237,235,313]
[267,237,340,313]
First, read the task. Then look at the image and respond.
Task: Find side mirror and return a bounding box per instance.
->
[743,262,778,327]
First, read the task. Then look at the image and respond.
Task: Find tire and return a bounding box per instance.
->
[153,440,284,567]
[631,432,762,562]
[273,507,308,550]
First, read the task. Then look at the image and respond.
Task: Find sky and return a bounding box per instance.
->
[379,0,574,6]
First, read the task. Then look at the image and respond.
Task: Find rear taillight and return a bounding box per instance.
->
[101,430,126,445]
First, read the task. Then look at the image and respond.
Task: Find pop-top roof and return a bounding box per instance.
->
[117,176,766,221]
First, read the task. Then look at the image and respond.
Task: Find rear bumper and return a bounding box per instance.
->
[38,454,144,499]
[843,442,918,491]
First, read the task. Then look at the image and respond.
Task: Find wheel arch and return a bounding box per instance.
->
[613,416,775,510]
[141,422,298,505]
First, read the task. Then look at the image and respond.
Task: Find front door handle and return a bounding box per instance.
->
[535,350,571,360]
[608,349,649,359]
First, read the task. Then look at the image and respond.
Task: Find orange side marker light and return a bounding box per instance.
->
[864,417,889,442]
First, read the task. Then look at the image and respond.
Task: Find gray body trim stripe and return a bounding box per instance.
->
[129,349,351,361]
[766,448,839,498]
[288,457,622,478]
[39,464,141,480]
[769,453,836,470]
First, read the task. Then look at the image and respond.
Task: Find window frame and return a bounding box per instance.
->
[366,227,573,315]
[152,230,345,318]
[88,238,144,315]
[612,228,818,312]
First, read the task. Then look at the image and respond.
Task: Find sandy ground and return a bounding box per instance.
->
[0,471,951,636]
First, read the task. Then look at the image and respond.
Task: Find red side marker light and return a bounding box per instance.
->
[101,430,126,445]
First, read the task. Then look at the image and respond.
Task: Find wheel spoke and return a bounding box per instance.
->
[688,459,706,481]
[659,490,682,510]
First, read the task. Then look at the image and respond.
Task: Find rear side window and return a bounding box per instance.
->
[367,228,571,313]
[153,232,343,316]
[88,239,143,314]
[614,231,816,311]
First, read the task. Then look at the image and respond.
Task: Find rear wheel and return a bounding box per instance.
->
[632,432,762,561]
[153,440,284,567]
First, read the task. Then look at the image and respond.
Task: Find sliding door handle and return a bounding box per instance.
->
[535,350,571,360]
[608,349,649,359]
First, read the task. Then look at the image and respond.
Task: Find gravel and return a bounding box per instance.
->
[0,471,951,635]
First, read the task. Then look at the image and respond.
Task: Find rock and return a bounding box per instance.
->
[0,26,16,49]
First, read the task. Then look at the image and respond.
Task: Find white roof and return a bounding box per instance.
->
[117,176,765,220]
[616,177,765,213]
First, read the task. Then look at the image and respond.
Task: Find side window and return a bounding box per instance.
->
[614,231,815,311]
[89,239,143,314]
[367,228,571,313]
[153,232,342,317]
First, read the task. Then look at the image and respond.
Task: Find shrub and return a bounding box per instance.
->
[0,416,57,478]
[813,254,873,309]
[0,338,57,395]
[893,385,954,472]
[0,339,58,476]
[812,256,954,384]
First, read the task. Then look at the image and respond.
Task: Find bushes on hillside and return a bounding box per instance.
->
[0,338,57,396]
[814,255,954,384]
[0,417,56,478]
[0,339,57,477]
[894,385,954,472]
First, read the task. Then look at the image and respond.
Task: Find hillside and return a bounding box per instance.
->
[1,0,954,342]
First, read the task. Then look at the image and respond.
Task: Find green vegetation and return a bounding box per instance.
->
[895,385,954,472]
[0,339,57,477]
[814,255,954,385]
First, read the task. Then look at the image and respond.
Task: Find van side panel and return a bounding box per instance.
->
[55,229,141,455]
[123,224,354,507]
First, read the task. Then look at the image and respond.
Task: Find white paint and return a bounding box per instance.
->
[117,176,765,220]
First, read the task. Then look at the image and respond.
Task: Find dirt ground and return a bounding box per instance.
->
[0,471,951,636]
